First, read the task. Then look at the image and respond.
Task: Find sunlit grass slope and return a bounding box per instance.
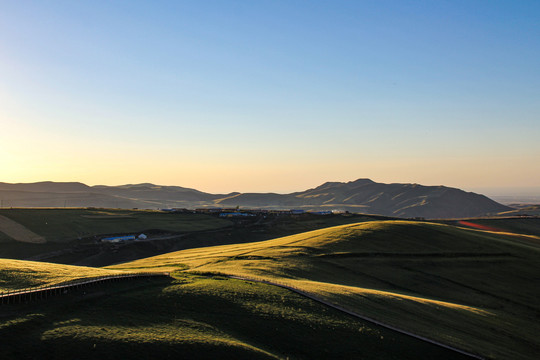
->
[0,273,469,360]
[0,208,230,243]
[112,220,540,360]
[455,217,540,237]
[0,258,125,291]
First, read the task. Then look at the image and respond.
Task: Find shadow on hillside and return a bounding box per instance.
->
[0,275,471,360]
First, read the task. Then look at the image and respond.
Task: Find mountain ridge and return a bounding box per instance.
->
[0,179,510,219]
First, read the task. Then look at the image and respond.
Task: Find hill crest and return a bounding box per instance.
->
[0,179,510,219]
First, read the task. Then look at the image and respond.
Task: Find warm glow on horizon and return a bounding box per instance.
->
[1,2,538,196]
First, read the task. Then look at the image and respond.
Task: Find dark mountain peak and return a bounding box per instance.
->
[349,178,375,185]
[0,179,511,219]
[98,183,159,189]
[33,181,88,187]
[95,183,201,192]
[314,178,375,190]
[0,181,90,193]
[128,183,157,187]
[315,181,342,189]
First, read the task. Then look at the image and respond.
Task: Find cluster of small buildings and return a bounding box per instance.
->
[101,207,348,244]
[101,233,147,243]
[192,208,340,217]
[158,207,347,219]
[218,212,255,218]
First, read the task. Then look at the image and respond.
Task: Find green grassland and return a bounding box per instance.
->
[0,208,232,261]
[452,217,540,237]
[0,208,231,243]
[0,271,469,359]
[111,221,540,360]
[0,209,385,266]
[0,259,126,291]
[498,206,540,217]
[2,216,539,359]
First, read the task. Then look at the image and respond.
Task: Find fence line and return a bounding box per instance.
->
[0,272,170,305]
[227,274,484,360]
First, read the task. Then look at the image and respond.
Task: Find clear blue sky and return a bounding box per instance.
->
[1,0,539,194]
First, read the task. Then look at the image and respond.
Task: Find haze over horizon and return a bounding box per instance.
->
[1,1,539,195]
[2,178,540,201]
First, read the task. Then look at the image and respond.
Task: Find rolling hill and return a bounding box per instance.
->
[111,220,540,360]
[0,208,233,265]
[0,179,511,218]
[0,208,389,267]
[497,205,540,217]
[0,258,125,291]
[0,262,468,359]
[0,208,230,244]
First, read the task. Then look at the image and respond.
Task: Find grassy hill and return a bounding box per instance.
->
[0,208,232,261]
[440,217,540,237]
[111,221,540,360]
[0,259,125,291]
[2,218,538,358]
[0,209,385,267]
[498,205,540,217]
[0,262,469,360]
[0,208,231,243]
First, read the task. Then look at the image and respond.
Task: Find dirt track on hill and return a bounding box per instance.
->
[0,215,46,243]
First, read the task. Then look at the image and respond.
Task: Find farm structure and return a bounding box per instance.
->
[101,235,136,243]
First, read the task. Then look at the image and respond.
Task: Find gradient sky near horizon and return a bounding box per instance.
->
[1,0,539,195]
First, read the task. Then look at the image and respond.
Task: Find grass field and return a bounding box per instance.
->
[0,209,386,266]
[0,259,126,291]
[111,220,540,360]
[0,208,233,262]
[2,216,539,358]
[444,217,540,237]
[0,215,46,243]
[497,206,540,217]
[0,271,470,359]
[0,208,231,243]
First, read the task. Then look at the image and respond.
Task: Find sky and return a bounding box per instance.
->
[1,0,539,195]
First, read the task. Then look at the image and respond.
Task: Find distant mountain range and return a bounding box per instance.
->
[0,179,511,219]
